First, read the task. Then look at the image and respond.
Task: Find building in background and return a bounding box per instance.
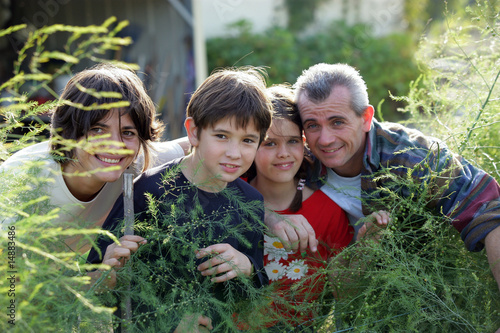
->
[1,0,206,140]
[200,0,405,39]
[1,0,405,140]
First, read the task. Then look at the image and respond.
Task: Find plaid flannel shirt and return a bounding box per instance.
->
[313,119,500,252]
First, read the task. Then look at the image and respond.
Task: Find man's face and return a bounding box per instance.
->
[298,86,373,177]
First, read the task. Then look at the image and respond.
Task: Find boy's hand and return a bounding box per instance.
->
[174,313,213,333]
[196,243,252,282]
[357,210,390,242]
[264,212,318,253]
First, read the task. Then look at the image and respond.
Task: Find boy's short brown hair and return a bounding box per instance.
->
[186,67,273,143]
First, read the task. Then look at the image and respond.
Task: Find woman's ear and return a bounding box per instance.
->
[184,117,199,147]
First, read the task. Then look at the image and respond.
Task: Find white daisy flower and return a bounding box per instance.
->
[264,235,294,261]
[286,259,308,280]
[265,261,286,281]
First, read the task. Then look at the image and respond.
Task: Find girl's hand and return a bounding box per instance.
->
[357,210,390,242]
[98,235,147,288]
[196,243,252,282]
[174,313,213,333]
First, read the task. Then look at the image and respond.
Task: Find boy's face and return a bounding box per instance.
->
[189,117,260,190]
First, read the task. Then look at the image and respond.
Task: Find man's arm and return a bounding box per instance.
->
[485,226,500,333]
[485,226,500,292]
[264,210,318,253]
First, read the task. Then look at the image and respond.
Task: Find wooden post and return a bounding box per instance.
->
[122,169,134,332]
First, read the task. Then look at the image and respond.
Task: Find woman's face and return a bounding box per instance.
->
[64,110,141,189]
[254,118,304,184]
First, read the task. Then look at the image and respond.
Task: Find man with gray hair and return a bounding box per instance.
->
[267,63,500,301]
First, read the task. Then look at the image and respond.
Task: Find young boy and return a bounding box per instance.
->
[88,67,273,331]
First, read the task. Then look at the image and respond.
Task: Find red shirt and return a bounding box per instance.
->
[264,190,353,327]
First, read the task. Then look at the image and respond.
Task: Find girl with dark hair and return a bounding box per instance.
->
[1,63,188,254]
[246,84,354,330]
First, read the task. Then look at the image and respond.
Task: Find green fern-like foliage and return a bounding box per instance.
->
[322,156,500,332]
[0,18,141,333]
[96,166,271,332]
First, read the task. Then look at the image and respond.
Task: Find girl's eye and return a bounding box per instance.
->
[90,127,104,134]
[263,141,276,147]
[243,138,256,144]
[122,130,136,137]
[215,134,227,139]
[289,139,299,144]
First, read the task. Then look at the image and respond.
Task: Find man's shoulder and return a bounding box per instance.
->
[369,120,450,168]
[374,121,442,150]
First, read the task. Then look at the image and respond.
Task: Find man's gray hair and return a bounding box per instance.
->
[293,63,369,116]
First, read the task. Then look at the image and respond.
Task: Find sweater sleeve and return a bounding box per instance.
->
[365,121,500,252]
[440,156,500,251]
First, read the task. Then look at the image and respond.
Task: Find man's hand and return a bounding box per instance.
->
[196,243,252,282]
[174,313,213,333]
[264,211,318,253]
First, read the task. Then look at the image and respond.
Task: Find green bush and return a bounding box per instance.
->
[207,20,420,121]
[1,1,498,331]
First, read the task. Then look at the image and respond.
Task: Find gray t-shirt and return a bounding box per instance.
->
[320,167,363,239]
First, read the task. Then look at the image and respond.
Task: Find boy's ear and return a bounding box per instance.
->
[184,117,199,147]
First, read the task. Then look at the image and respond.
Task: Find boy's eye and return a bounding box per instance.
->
[243,138,256,144]
[289,139,299,144]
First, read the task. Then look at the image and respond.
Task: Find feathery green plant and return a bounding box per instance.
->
[0,17,140,332]
[95,165,271,332]
[316,1,500,331]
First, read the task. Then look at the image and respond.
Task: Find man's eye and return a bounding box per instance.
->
[306,123,318,129]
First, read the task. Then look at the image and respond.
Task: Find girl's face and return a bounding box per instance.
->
[64,110,141,189]
[254,118,304,184]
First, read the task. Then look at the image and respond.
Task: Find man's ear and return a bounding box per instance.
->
[362,105,374,132]
[184,117,199,147]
